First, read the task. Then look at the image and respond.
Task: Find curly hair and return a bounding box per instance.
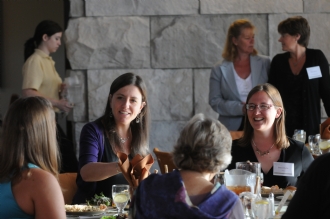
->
[278,16,310,48]
[172,113,232,173]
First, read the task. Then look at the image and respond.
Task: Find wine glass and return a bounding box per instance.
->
[112,184,129,215]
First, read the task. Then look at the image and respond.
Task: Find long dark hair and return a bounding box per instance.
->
[24,20,62,61]
[101,73,150,157]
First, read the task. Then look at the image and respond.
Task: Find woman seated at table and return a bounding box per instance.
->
[227,83,313,188]
[0,97,65,218]
[130,113,245,219]
[73,72,150,204]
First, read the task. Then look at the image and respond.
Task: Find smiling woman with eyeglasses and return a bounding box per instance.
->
[227,83,313,188]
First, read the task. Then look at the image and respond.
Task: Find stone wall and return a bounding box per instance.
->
[65,0,330,171]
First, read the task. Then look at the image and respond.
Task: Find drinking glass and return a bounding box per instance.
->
[252,198,271,219]
[236,162,261,176]
[309,134,322,156]
[293,129,306,143]
[112,184,129,215]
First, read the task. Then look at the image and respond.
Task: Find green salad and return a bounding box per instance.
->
[86,192,111,206]
[101,216,116,219]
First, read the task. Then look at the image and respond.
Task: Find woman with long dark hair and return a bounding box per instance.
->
[73,72,150,204]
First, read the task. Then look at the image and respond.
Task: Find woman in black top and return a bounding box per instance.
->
[268,16,330,138]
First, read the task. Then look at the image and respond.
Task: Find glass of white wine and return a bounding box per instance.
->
[112,184,129,215]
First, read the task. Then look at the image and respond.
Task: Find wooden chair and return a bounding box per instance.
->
[153,148,177,174]
[59,173,78,204]
[230,131,243,140]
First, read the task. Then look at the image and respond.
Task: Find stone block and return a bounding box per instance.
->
[66,70,87,122]
[194,69,218,120]
[269,14,330,61]
[304,0,330,12]
[85,0,198,16]
[69,0,85,17]
[200,0,303,14]
[64,17,150,70]
[151,15,268,68]
[149,120,187,172]
[87,69,193,122]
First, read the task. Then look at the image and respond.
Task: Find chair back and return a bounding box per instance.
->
[153,148,177,174]
[59,173,78,204]
[230,131,243,140]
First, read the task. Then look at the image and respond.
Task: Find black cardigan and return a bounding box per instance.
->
[227,138,314,188]
[268,48,330,138]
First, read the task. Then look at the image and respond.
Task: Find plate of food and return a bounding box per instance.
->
[261,185,283,197]
[65,204,107,216]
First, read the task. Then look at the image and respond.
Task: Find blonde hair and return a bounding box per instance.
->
[222,19,258,62]
[239,83,289,149]
[0,96,60,182]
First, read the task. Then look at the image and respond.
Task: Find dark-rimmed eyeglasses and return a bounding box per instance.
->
[245,103,275,111]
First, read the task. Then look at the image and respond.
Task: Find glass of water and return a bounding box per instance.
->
[309,134,322,156]
[293,129,306,143]
[112,184,129,215]
[252,198,271,219]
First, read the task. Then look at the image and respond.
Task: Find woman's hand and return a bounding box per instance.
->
[56,98,73,113]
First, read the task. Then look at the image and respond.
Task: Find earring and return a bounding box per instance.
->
[136,114,140,123]
[109,109,113,118]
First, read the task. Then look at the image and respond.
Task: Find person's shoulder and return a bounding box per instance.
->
[311,152,330,167]
[272,52,289,60]
[22,168,57,187]
[255,54,271,61]
[82,118,104,132]
[306,48,323,54]
[287,137,305,150]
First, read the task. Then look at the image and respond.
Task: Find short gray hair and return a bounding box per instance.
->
[172,113,232,173]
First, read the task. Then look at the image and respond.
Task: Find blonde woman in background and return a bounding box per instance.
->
[209,19,270,131]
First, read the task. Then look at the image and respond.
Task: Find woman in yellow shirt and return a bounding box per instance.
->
[22,20,77,173]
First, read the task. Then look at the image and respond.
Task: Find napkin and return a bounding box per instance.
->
[117,152,154,188]
[320,118,330,139]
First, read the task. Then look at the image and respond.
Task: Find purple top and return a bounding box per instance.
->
[72,118,127,204]
[130,170,244,219]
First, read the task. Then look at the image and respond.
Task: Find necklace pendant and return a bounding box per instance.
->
[119,138,126,144]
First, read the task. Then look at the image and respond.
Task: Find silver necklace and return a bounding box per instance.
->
[118,135,129,144]
[252,139,275,156]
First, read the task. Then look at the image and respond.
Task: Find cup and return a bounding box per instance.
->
[309,134,322,156]
[239,192,256,218]
[293,129,306,143]
[236,161,261,176]
[251,197,271,219]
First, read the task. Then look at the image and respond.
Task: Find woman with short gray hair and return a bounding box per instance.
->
[130,113,244,219]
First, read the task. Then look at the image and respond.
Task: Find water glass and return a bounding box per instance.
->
[112,184,129,215]
[236,161,261,176]
[293,129,306,143]
[309,134,322,155]
[252,198,271,219]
